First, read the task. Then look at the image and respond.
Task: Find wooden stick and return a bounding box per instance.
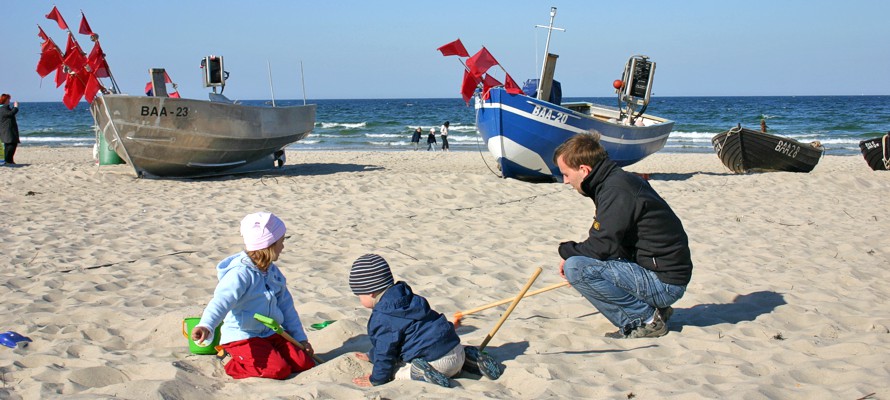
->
[453,281,569,325]
[278,330,326,365]
[479,267,543,350]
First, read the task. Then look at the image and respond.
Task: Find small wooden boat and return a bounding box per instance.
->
[711,125,824,173]
[858,134,889,171]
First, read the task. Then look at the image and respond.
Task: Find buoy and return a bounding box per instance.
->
[613,79,624,89]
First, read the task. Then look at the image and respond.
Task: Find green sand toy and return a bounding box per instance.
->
[254,313,325,364]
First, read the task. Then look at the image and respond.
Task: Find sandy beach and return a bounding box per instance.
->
[1,147,889,399]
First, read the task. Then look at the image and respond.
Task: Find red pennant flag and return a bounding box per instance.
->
[169,91,181,99]
[63,33,88,73]
[38,26,50,42]
[46,6,69,30]
[145,82,153,96]
[87,42,109,77]
[163,71,173,84]
[63,71,87,109]
[504,73,523,95]
[437,39,469,57]
[482,74,503,96]
[36,40,64,77]
[466,47,499,78]
[78,12,94,36]
[461,70,478,104]
[83,73,102,104]
[54,65,67,87]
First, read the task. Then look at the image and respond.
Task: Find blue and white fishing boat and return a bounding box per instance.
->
[475,7,674,182]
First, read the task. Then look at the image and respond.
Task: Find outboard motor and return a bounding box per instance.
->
[201,55,228,94]
[615,55,655,125]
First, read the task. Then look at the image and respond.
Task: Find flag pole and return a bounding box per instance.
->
[300,60,307,106]
[267,60,276,107]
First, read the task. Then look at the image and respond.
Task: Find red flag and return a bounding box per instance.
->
[63,71,87,109]
[466,47,499,78]
[83,73,102,104]
[54,65,67,87]
[36,40,64,77]
[169,91,181,98]
[163,71,173,84]
[78,12,94,36]
[63,33,88,73]
[504,73,523,95]
[482,74,502,94]
[46,6,69,30]
[145,82,153,96]
[87,42,109,77]
[437,39,469,57]
[461,70,478,104]
[38,26,50,42]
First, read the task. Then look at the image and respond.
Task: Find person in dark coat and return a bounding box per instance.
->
[0,93,21,165]
[554,132,693,339]
[349,254,500,388]
[411,127,422,150]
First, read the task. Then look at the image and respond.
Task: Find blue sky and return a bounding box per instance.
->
[4,1,890,101]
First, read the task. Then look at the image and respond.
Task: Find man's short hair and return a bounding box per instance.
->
[553,131,608,169]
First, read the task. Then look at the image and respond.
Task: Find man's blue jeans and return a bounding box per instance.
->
[563,256,686,332]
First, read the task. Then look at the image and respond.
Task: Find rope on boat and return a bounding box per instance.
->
[475,128,503,178]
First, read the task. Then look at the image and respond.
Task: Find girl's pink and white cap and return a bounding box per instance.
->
[240,212,286,251]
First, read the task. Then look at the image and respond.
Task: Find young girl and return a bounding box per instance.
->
[191,212,315,379]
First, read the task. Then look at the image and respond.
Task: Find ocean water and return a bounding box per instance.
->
[12,95,890,156]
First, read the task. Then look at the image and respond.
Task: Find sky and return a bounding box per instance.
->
[3,0,890,102]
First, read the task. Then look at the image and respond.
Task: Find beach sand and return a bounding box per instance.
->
[1,147,889,399]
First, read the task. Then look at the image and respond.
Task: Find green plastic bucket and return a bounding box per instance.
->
[97,134,124,165]
[182,317,221,355]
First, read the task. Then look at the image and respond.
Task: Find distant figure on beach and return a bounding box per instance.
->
[554,132,693,339]
[349,254,500,387]
[0,93,21,165]
[760,118,768,133]
[440,121,450,151]
[427,127,438,151]
[191,212,316,379]
[411,127,422,150]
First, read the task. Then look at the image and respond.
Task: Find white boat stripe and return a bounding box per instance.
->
[480,102,671,145]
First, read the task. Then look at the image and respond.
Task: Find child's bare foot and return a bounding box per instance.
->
[354,352,370,362]
[353,374,372,387]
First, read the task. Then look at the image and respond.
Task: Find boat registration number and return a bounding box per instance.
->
[774,140,800,158]
[140,106,189,117]
[531,105,569,124]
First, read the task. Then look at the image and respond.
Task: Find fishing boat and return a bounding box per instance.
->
[474,7,674,182]
[92,57,315,178]
[859,133,889,171]
[711,125,824,173]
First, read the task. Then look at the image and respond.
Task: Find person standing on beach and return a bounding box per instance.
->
[440,121,450,151]
[191,212,316,379]
[427,127,438,151]
[760,118,768,133]
[0,93,21,165]
[411,127,422,150]
[554,132,693,339]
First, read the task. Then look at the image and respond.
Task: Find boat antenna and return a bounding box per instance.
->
[534,7,564,100]
[300,60,307,106]
[267,60,276,107]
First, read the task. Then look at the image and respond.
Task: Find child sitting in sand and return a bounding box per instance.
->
[349,254,501,387]
[191,212,315,380]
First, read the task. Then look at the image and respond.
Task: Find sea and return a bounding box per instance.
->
[12,95,890,156]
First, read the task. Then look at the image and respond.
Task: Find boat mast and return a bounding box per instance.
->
[300,61,307,106]
[534,7,564,100]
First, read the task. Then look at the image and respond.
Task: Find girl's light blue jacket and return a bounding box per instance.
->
[198,252,307,344]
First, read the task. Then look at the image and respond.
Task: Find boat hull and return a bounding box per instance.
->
[475,88,674,182]
[711,127,823,173]
[91,95,315,178]
[859,135,889,171]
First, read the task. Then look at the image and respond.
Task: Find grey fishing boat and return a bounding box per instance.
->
[91,56,315,178]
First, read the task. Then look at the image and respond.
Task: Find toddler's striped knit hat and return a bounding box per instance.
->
[349,254,394,295]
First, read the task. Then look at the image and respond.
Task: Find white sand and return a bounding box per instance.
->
[1,147,889,399]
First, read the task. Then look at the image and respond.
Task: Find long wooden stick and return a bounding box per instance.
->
[453,281,569,325]
[278,330,326,365]
[479,267,542,350]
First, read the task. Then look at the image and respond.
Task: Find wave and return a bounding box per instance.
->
[318,122,367,129]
